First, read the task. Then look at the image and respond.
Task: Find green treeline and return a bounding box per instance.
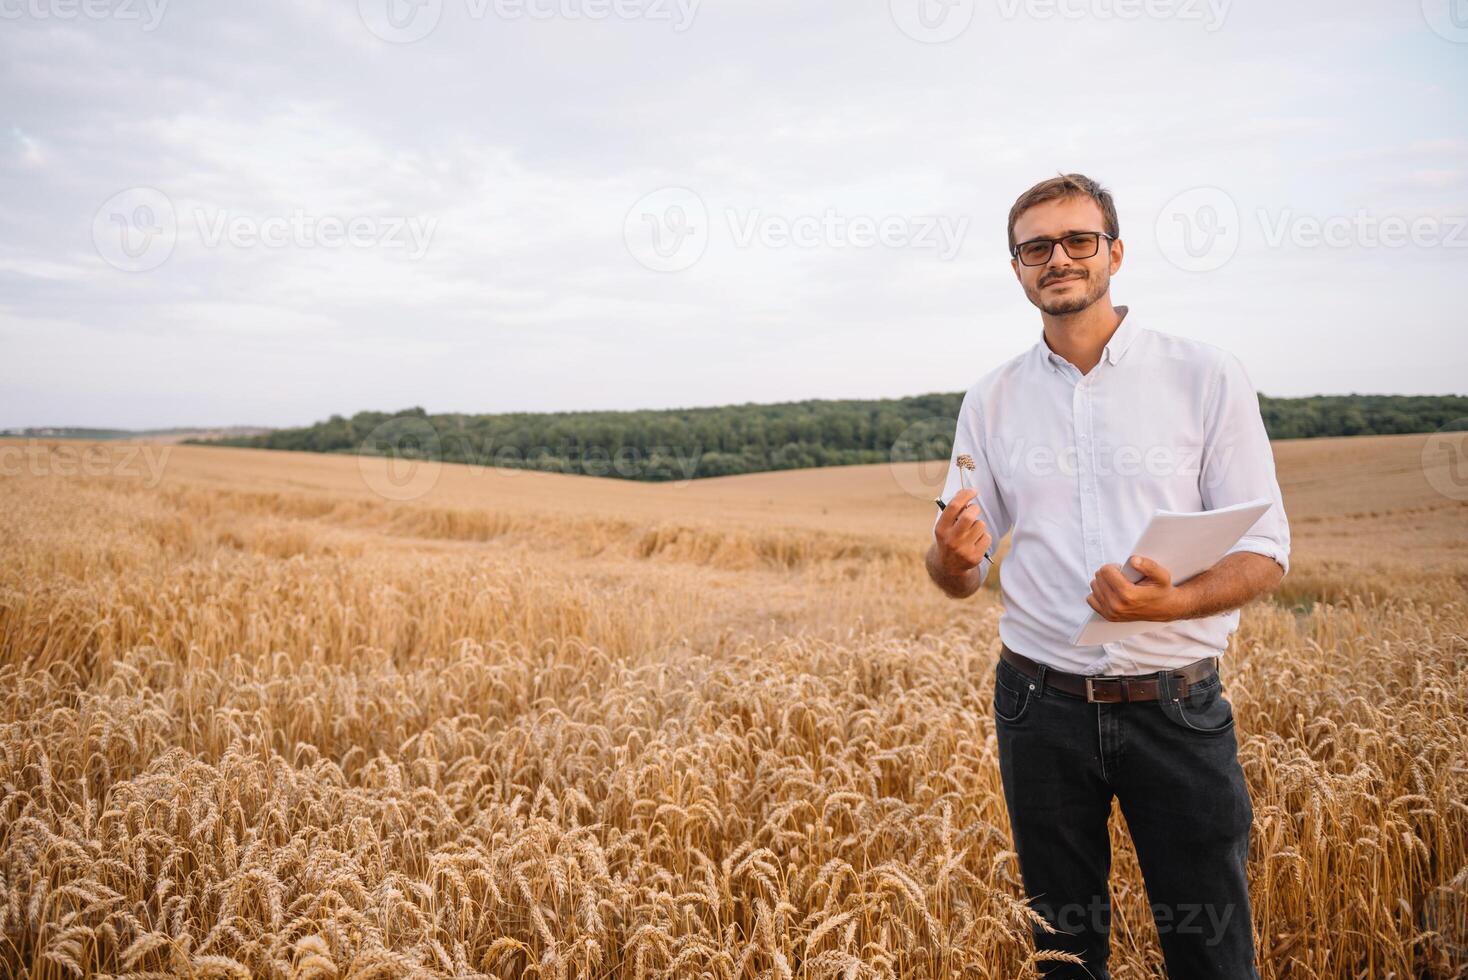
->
[196,393,1468,482]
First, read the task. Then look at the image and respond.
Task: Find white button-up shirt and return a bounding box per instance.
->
[933,305,1290,675]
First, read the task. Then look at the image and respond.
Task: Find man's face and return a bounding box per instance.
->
[1010,196,1121,316]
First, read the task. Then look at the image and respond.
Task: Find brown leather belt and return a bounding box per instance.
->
[1000,643,1218,703]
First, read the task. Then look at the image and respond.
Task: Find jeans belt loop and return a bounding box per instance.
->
[1034,663,1048,699]
[1161,665,1178,702]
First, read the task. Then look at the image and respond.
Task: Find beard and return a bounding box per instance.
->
[1030,269,1107,316]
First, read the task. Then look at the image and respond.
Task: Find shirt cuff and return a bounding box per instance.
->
[1225,535,1289,576]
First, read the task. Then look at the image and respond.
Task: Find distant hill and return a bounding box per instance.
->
[3,426,272,443]
[192,393,1468,483]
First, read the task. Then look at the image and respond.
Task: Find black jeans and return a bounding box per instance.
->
[993,655,1260,979]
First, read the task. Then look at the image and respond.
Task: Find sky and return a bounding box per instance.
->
[1,0,1466,429]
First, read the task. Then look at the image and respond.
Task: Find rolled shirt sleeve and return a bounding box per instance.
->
[933,389,1013,586]
[1199,351,1291,575]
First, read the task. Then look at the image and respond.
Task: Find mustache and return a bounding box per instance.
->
[1040,271,1086,286]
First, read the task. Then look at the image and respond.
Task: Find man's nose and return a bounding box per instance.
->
[1043,254,1077,278]
[1045,250,1076,271]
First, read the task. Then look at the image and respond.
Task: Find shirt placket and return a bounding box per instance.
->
[1076,379,1104,564]
[1074,371,1108,665]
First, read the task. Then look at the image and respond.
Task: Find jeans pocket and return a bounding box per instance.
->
[994,659,1034,724]
[1157,674,1235,736]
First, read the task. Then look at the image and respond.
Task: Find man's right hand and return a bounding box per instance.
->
[934,487,993,575]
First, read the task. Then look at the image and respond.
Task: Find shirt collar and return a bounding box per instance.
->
[1039,305,1136,373]
[1102,304,1137,365]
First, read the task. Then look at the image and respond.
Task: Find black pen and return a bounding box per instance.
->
[935,496,994,564]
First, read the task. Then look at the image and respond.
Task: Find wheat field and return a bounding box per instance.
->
[1,435,1465,979]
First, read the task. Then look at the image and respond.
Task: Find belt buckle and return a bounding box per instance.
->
[1086,675,1122,703]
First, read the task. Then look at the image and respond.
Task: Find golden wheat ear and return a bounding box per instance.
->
[955,453,976,491]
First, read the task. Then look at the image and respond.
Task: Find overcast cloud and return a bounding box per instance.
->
[1,0,1465,428]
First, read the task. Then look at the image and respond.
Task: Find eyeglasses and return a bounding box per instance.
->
[1011,231,1115,267]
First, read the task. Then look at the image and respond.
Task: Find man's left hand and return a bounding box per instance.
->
[1086,555,1186,622]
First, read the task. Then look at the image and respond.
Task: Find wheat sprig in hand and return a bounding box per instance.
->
[935,453,993,564]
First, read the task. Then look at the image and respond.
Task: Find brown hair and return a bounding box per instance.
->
[1006,172,1119,255]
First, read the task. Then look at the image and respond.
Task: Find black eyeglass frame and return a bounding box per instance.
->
[1010,231,1117,266]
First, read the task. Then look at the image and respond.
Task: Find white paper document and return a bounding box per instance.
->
[1070,498,1273,647]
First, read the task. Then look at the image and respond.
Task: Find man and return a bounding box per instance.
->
[926,173,1289,979]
